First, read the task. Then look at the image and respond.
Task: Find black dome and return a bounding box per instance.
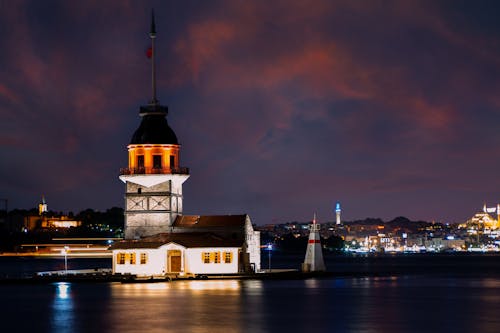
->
[130,114,178,145]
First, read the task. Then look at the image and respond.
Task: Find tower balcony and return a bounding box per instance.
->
[119,167,189,176]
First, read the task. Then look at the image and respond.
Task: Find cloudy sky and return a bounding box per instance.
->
[0,0,499,224]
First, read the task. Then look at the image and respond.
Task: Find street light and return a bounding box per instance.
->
[267,243,273,273]
[61,246,69,275]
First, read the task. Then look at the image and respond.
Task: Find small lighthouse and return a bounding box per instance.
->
[302,214,326,272]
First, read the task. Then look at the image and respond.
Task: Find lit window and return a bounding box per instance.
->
[137,155,145,168]
[153,155,162,169]
[170,155,175,168]
[130,253,136,265]
[202,252,210,264]
[140,253,147,264]
[214,252,221,264]
[224,252,232,263]
[117,253,125,265]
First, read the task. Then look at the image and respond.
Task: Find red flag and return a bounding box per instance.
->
[146,46,152,58]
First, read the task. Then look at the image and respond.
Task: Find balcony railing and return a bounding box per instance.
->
[119,167,189,176]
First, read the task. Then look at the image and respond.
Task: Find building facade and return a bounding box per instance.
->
[111,215,261,276]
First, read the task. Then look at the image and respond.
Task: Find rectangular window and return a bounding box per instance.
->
[213,252,221,264]
[137,155,145,168]
[140,253,147,265]
[130,253,136,265]
[223,252,232,264]
[137,155,145,167]
[170,155,175,169]
[117,253,125,265]
[153,155,162,169]
[202,252,210,264]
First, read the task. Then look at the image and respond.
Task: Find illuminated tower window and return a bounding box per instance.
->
[170,155,175,169]
[153,155,162,169]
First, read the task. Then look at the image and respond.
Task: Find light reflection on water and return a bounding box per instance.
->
[116,279,244,295]
[106,280,264,333]
[22,276,499,333]
[51,283,74,333]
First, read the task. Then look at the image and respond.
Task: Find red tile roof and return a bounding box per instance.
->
[172,214,247,228]
[109,232,243,250]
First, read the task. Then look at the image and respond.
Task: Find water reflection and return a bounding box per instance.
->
[51,282,74,333]
[57,283,70,299]
[472,278,500,288]
[176,280,241,292]
[108,280,265,333]
[36,276,500,333]
[304,278,321,289]
[350,276,400,288]
[115,280,244,296]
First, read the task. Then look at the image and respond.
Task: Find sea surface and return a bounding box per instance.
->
[1,253,500,333]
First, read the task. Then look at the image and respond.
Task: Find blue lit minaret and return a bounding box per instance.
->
[335,201,341,225]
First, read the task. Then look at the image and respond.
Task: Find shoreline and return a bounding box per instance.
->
[0,269,398,284]
[0,252,112,258]
[3,251,500,258]
[1,268,498,284]
[2,252,500,284]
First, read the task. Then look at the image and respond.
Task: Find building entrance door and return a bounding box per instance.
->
[167,250,182,273]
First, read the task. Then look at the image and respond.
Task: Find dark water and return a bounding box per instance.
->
[1,254,500,332]
[0,257,111,278]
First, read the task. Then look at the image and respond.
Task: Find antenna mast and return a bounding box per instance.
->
[150,9,158,105]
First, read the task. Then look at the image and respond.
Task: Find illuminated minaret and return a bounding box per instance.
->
[302,213,326,272]
[38,196,47,215]
[119,11,189,239]
[335,201,341,225]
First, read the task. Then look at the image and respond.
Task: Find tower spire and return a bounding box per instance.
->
[150,9,158,105]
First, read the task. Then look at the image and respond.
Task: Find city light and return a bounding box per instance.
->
[267,243,272,272]
[61,246,69,274]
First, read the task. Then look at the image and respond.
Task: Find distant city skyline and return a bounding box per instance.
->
[0,1,499,224]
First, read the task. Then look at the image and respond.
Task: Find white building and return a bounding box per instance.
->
[111,215,260,276]
[111,233,238,277]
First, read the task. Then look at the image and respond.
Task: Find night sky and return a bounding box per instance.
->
[1,0,499,224]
